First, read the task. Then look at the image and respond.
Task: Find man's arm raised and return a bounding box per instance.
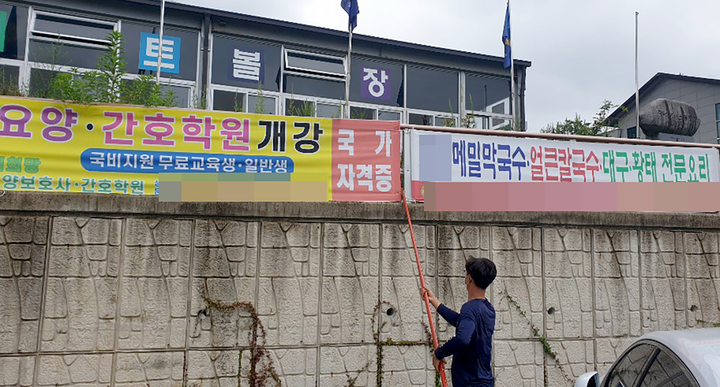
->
[422,286,460,327]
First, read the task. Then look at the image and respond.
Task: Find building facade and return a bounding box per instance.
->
[606,73,720,144]
[0,0,530,130]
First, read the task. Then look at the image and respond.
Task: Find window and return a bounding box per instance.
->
[316,102,340,118]
[286,98,315,117]
[285,98,339,118]
[378,110,401,122]
[406,65,458,112]
[639,350,695,387]
[28,68,56,98]
[211,35,281,92]
[604,344,656,387]
[466,74,510,113]
[285,50,345,77]
[28,11,117,68]
[121,22,198,81]
[715,103,720,143]
[350,57,404,107]
[0,65,20,95]
[350,106,376,120]
[283,74,344,100]
[0,5,28,60]
[31,12,115,45]
[249,94,276,115]
[627,127,637,139]
[213,90,245,112]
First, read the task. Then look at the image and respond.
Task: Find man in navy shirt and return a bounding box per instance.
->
[423,257,497,387]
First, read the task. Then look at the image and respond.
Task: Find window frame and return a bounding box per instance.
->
[284,48,346,78]
[29,9,118,49]
[209,84,281,114]
[282,94,344,119]
[603,342,658,387]
[715,103,720,143]
[407,107,458,128]
[348,100,404,123]
[636,342,700,387]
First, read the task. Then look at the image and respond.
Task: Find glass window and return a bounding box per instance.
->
[161,85,190,108]
[29,40,105,68]
[716,103,720,121]
[121,21,198,81]
[0,65,20,96]
[283,74,344,100]
[350,106,376,120]
[627,127,637,139]
[213,90,245,112]
[407,66,458,112]
[285,50,344,76]
[435,116,456,127]
[211,35,281,92]
[605,344,656,387]
[466,74,510,112]
[28,68,57,98]
[0,5,28,60]
[350,57,404,107]
[491,117,510,130]
[248,94,276,115]
[33,13,113,42]
[378,110,401,122]
[639,350,695,387]
[286,99,315,117]
[409,113,434,126]
[317,102,340,118]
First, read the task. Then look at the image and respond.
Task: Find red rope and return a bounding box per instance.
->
[401,189,449,387]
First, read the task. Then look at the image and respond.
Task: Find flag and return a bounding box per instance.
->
[341,0,359,31]
[502,3,511,69]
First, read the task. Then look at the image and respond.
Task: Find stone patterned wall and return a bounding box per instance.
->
[0,212,718,387]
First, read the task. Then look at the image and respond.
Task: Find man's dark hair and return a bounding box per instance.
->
[465,257,496,289]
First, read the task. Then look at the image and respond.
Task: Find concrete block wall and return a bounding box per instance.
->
[0,193,718,386]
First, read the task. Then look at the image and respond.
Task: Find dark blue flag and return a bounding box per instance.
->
[502,3,511,69]
[341,0,359,31]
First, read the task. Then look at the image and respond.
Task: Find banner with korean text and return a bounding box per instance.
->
[0,97,401,201]
[409,129,720,201]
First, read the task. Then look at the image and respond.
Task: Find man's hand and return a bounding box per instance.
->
[432,352,445,372]
[421,286,441,309]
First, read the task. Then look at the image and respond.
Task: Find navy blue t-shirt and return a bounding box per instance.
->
[434,298,495,386]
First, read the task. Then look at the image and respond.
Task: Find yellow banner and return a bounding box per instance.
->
[0,97,333,198]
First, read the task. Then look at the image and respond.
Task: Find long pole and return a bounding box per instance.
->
[635,11,639,133]
[156,0,166,85]
[345,27,352,119]
[508,0,516,131]
[401,190,449,387]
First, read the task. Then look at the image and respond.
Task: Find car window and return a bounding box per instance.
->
[639,349,696,387]
[605,344,656,387]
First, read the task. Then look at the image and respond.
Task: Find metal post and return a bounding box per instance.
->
[508,0,517,131]
[635,11,640,134]
[156,0,166,85]
[345,27,353,119]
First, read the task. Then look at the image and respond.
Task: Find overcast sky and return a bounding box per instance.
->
[173,0,720,132]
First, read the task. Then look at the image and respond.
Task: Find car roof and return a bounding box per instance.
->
[639,328,720,387]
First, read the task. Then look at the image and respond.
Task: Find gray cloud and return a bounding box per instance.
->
[172,0,720,132]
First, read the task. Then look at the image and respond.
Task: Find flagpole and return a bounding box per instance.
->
[634,11,640,134]
[508,0,517,131]
[156,0,166,85]
[345,26,352,119]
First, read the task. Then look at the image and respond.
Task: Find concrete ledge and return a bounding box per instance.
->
[1,191,719,229]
